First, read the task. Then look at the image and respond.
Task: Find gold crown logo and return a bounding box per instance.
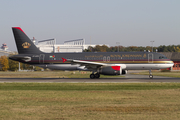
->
[22,42,31,48]
[143,54,146,58]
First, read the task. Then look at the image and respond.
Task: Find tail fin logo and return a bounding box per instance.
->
[22,42,31,48]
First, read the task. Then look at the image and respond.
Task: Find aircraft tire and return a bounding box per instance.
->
[90,74,95,79]
[149,75,153,79]
[95,73,100,78]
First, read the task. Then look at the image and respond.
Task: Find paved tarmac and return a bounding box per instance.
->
[0,75,180,83]
[0,77,180,83]
[0,72,179,83]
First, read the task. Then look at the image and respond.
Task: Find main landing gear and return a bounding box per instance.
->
[90,72,100,79]
[149,70,153,79]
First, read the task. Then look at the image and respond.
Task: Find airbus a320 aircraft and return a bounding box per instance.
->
[9,27,174,79]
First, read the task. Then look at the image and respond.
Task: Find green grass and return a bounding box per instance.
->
[132,70,180,78]
[0,83,180,91]
[0,71,124,78]
[0,83,180,120]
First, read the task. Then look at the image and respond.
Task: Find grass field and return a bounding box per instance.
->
[0,83,180,120]
[0,70,180,79]
[0,71,124,78]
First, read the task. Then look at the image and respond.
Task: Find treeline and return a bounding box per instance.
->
[84,45,180,52]
[0,54,41,71]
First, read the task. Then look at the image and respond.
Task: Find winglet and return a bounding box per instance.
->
[62,58,67,63]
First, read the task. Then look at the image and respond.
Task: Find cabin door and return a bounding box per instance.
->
[148,53,153,63]
[39,54,45,64]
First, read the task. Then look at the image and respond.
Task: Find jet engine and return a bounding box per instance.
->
[99,66,122,75]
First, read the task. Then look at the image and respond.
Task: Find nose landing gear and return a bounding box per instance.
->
[149,70,153,79]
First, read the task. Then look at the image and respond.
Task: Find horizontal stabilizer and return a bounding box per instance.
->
[9,55,31,62]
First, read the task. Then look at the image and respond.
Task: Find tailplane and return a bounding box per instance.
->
[12,27,43,54]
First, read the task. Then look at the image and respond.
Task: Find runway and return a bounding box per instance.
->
[0,76,179,83]
[0,71,179,83]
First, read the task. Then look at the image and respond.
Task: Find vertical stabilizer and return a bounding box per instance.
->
[12,27,43,54]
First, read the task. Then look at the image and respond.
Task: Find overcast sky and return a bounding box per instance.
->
[0,0,180,51]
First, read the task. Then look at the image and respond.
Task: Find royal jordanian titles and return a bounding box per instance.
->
[9,27,174,79]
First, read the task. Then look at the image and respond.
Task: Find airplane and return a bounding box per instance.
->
[9,27,174,79]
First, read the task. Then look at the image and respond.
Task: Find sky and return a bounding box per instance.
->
[0,0,180,51]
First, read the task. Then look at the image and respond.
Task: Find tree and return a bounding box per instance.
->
[8,53,19,71]
[0,56,9,71]
[173,46,180,52]
[8,58,19,71]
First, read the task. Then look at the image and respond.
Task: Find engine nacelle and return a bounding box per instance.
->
[99,66,122,75]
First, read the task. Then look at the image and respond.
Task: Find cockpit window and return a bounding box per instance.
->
[159,56,167,59]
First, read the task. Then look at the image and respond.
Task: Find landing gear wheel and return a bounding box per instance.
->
[149,70,153,79]
[90,74,95,79]
[149,75,153,79]
[95,73,100,78]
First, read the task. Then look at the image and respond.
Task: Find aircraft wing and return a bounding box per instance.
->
[72,60,106,70]
[66,58,126,70]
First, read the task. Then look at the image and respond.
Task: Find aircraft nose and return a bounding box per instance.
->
[169,60,174,68]
[172,61,174,66]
